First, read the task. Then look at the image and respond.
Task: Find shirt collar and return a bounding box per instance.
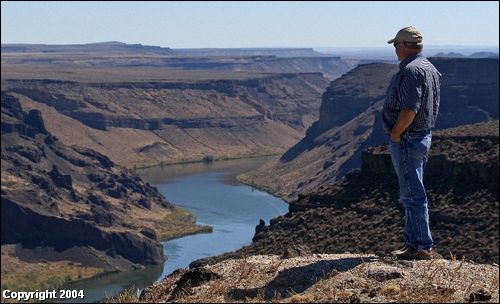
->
[399,52,423,69]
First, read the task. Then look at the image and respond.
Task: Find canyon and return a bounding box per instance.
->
[242,58,499,201]
[2,43,498,299]
[2,73,329,168]
[0,42,355,292]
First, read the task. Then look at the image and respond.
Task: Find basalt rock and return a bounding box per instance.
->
[168,268,222,301]
[140,228,157,240]
[48,165,73,190]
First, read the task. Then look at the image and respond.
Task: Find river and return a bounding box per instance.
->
[62,156,288,303]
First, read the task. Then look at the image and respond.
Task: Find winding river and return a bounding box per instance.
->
[63,156,288,303]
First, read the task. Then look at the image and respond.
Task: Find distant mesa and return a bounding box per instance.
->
[85,41,127,46]
[432,52,466,58]
[432,51,499,59]
[1,41,175,55]
[469,51,499,58]
[2,42,333,58]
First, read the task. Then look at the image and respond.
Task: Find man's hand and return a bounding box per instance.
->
[391,109,417,142]
[390,131,402,142]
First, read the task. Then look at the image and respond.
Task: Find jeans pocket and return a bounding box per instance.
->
[406,135,431,160]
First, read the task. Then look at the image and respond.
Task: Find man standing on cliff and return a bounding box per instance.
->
[382,26,442,260]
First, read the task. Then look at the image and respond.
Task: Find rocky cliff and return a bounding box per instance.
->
[242,58,499,200]
[121,56,358,80]
[192,121,499,267]
[2,72,330,168]
[1,93,207,282]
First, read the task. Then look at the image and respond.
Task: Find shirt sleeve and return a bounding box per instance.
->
[398,67,423,112]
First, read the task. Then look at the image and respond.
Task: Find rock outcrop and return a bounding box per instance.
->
[242,58,499,200]
[1,92,187,269]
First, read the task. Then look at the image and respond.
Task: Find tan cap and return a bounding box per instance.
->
[387,26,423,44]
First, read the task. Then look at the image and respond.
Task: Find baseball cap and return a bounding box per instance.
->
[387,26,423,44]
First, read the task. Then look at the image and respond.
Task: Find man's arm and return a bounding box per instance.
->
[390,109,417,142]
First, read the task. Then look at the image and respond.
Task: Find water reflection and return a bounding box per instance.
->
[136,155,277,185]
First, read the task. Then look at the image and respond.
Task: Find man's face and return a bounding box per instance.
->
[393,41,414,61]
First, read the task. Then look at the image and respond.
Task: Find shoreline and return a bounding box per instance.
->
[0,208,215,295]
[159,225,214,242]
[126,152,282,171]
[158,224,214,242]
[46,219,214,298]
[155,206,214,242]
[236,172,293,204]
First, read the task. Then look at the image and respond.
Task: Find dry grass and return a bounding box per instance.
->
[234,255,255,287]
[100,254,499,303]
[1,246,104,293]
[102,286,141,303]
[290,294,314,303]
[207,279,230,296]
[383,257,496,303]
[380,284,401,296]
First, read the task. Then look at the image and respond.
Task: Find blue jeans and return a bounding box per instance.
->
[389,131,433,250]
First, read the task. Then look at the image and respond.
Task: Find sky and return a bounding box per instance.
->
[1,1,499,48]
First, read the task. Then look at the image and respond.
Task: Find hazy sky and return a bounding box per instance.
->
[2,1,499,48]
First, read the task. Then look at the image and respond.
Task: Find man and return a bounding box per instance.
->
[382,26,442,260]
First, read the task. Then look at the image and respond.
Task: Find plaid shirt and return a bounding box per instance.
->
[383,53,442,135]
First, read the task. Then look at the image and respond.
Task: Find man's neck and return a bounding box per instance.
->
[399,52,422,68]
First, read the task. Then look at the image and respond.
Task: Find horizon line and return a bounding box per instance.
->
[1,41,499,49]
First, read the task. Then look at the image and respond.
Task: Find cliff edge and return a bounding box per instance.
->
[110,253,499,303]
